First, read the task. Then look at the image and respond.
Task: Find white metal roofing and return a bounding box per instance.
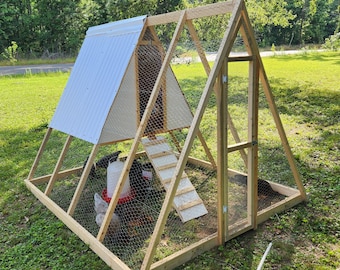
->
[49,15,193,145]
[49,16,147,144]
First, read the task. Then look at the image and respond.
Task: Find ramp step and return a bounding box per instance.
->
[142,136,208,222]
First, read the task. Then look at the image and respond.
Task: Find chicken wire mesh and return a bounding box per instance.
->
[27,15,302,269]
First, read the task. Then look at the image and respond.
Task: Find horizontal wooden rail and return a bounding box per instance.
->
[227,141,253,153]
[28,167,83,185]
[146,1,234,26]
[228,55,254,62]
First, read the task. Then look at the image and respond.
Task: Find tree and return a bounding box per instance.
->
[35,0,82,54]
[0,0,338,57]
[0,0,37,54]
[245,0,296,46]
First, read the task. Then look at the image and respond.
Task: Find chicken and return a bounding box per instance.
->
[94,193,121,235]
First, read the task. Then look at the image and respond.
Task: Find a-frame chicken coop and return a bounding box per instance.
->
[25,0,307,269]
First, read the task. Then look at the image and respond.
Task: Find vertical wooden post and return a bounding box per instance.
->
[45,135,73,195]
[247,55,259,229]
[217,59,229,244]
[27,127,52,180]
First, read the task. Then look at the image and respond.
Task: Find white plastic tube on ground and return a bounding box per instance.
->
[256,242,273,270]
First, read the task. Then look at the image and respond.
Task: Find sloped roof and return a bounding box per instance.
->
[49,16,147,144]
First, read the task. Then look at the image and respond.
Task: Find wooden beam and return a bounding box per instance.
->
[168,130,182,153]
[141,11,188,269]
[24,179,130,270]
[197,131,217,169]
[226,169,300,197]
[67,144,99,216]
[228,55,254,62]
[257,193,304,224]
[240,5,307,201]
[246,28,260,229]
[187,156,214,170]
[186,17,245,168]
[169,20,217,169]
[228,219,252,238]
[216,59,229,244]
[45,135,73,195]
[27,127,52,180]
[268,181,300,197]
[227,141,252,153]
[146,1,235,26]
[186,19,211,76]
[150,233,218,270]
[28,167,83,185]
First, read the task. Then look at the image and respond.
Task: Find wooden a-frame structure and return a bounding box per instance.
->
[25,0,307,269]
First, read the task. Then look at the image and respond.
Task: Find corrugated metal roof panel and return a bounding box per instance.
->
[49,16,146,144]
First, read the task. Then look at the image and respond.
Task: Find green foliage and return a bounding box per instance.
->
[323,32,340,51]
[0,0,339,56]
[271,43,276,53]
[1,41,18,64]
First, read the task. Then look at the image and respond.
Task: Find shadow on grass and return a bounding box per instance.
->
[273,52,340,65]
[269,77,340,127]
[179,74,339,129]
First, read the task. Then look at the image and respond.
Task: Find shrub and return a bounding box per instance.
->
[1,41,19,64]
[322,32,340,51]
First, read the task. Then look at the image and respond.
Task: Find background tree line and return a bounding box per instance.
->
[0,0,339,58]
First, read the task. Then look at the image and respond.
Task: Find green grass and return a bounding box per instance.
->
[1,52,339,269]
[0,57,76,66]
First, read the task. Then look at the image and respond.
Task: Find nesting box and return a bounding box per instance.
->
[25,1,306,269]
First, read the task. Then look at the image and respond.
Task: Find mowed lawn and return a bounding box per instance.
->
[0,52,339,269]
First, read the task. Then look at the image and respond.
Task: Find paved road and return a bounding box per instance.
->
[0,50,322,76]
[0,63,73,76]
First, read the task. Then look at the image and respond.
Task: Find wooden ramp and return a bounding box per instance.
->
[141,136,208,222]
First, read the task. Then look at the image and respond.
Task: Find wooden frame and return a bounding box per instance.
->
[25,1,307,269]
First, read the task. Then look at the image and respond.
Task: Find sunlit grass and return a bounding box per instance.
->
[0,51,339,269]
[0,72,67,130]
